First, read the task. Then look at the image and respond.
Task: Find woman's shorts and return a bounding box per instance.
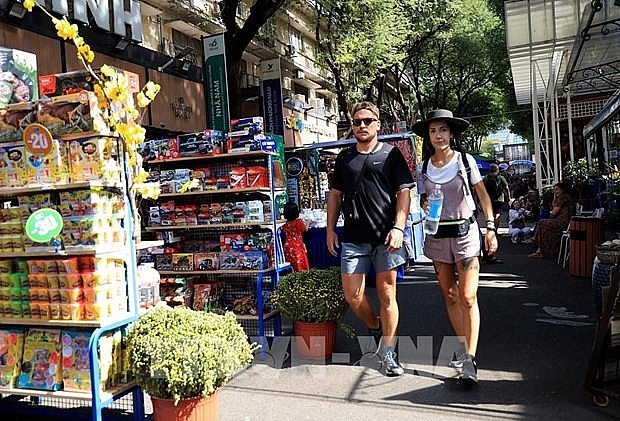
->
[341,242,406,274]
[423,221,481,264]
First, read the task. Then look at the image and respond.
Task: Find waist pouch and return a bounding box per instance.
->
[433,217,474,239]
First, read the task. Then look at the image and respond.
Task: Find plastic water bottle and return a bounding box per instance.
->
[424,184,443,235]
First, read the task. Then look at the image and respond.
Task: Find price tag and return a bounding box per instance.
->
[23,123,53,156]
[25,208,63,243]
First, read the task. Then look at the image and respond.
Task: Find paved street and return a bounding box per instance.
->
[218,233,620,420]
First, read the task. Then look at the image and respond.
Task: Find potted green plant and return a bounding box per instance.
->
[125,307,257,421]
[272,267,349,360]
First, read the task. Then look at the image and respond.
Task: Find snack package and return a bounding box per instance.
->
[25,138,69,186]
[0,328,26,388]
[60,330,91,392]
[67,136,121,183]
[0,142,27,188]
[0,48,39,106]
[18,328,63,391]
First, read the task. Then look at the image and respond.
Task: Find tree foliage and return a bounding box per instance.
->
[219,0,289,118]
[313,0,409,122]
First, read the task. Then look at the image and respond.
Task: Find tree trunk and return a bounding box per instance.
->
[226,56,243,119]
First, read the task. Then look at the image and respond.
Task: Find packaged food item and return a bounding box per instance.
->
[18,328,63,391]
[60,330,92,392]
[0,328,26,388]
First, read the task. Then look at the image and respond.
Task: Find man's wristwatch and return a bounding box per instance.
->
[486,227,497,233]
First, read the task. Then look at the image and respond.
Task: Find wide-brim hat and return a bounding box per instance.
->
[411,109,470,137]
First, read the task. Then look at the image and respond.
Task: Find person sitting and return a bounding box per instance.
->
[508,198,532,244]
[527,181,575,258]
[524,183,540,221]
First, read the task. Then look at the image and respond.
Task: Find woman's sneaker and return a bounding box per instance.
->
[459,354,478,384]
[381,347,404,377]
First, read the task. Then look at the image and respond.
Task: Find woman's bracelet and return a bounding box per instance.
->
[486,227,497,233]
[392,226,405,233]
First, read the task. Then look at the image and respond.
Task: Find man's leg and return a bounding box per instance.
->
[341,272,378,329]
[374,269,399,349]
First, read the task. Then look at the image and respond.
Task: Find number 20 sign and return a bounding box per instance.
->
[23,123,53,156]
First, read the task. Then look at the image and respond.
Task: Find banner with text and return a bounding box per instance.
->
[260,58,284,136]
[203,34,230,132]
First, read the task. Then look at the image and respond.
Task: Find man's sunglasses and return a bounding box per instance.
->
[352,118,378,127]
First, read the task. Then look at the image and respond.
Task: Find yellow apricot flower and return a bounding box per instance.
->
[134,182,161,200]
[136,92,150,108]
[52,17,78,40]
[133,169,148,184]
[23,0,35,12]
[100,65,116,78]
[178,179,201,194]
[144,81,161,100]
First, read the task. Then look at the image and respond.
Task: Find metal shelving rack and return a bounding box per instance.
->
[0,137,146,420]
[144,150,291,338]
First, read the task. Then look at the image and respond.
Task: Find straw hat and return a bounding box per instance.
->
[411,109,470,137]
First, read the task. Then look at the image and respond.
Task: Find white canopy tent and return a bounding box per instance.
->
[505,0,620,189]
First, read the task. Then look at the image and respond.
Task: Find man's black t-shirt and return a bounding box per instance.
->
[331,142,414,245]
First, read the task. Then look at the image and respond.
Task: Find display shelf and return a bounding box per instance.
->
[157,268,276,275]
[158,186,272,198]
[0,181,124,197]
[0,246,130,258]
[145,221,269,231]
[235,310,278,320]
[58,131,118,141]
[0,381,138,402]
[135,240,164,251]
[0,313,136,328]
[147,150,277,164]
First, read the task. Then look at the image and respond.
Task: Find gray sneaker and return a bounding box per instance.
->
[449,351,467,372]
[459,354,478,384]
[382,347,404,377]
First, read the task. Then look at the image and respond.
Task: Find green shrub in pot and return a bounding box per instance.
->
[125,307,257,404]
[272,267,349,327]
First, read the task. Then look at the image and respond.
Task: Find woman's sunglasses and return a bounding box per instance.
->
[352,118,378,127]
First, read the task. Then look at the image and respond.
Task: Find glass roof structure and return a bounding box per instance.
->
[505,0,620,105]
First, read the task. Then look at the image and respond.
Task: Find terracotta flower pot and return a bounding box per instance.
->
[293,320,337,360]
[150,390,218,421]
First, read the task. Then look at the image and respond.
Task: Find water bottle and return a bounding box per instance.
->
[424,184,444,235]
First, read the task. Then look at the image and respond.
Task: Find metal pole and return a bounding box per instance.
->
[566,88,575,161]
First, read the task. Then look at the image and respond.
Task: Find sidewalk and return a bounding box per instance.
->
[216,226,619,420]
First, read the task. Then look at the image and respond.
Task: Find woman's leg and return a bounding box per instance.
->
[434,261,463,338]
[455,257,481,356]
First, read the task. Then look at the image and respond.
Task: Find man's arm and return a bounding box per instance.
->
[326,188,343,256]
[394,188,411,229]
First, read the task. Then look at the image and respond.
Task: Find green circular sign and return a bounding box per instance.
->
[25,208,63,243]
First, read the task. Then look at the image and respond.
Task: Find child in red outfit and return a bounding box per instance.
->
[282,201,311,271]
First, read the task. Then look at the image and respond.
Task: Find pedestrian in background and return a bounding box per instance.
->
[414,109,498,384]
[483,163,511,232]
[327,101,413,377]
[282,201,311,272]
[508,198,532,243]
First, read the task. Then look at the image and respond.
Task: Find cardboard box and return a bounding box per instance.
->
[0,48,39,105]
[193,252,219,271]
[25,138,69,186]
[0,102,36,143]
[0,142,27,187]
[66,136,121,183]
[171,253,194,271]
[37,91,107,137]
[38,68,139,98]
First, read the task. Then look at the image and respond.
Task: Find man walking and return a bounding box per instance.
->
[326,101,414,376]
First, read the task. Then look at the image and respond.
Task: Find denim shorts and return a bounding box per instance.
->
[341,242,406,274]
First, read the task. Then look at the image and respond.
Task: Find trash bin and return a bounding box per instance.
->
[569,216,606,278]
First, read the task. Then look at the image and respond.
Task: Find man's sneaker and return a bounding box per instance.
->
[381,347,404,377]
[368,317,382,345]
[459,354,478,384]
[449,351,467,372]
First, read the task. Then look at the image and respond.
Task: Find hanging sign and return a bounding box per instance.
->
[286,157,304,177]
[25,208,63,243]
[23,123,53,156]
[261,58,284,136]
[203,34,230,132]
